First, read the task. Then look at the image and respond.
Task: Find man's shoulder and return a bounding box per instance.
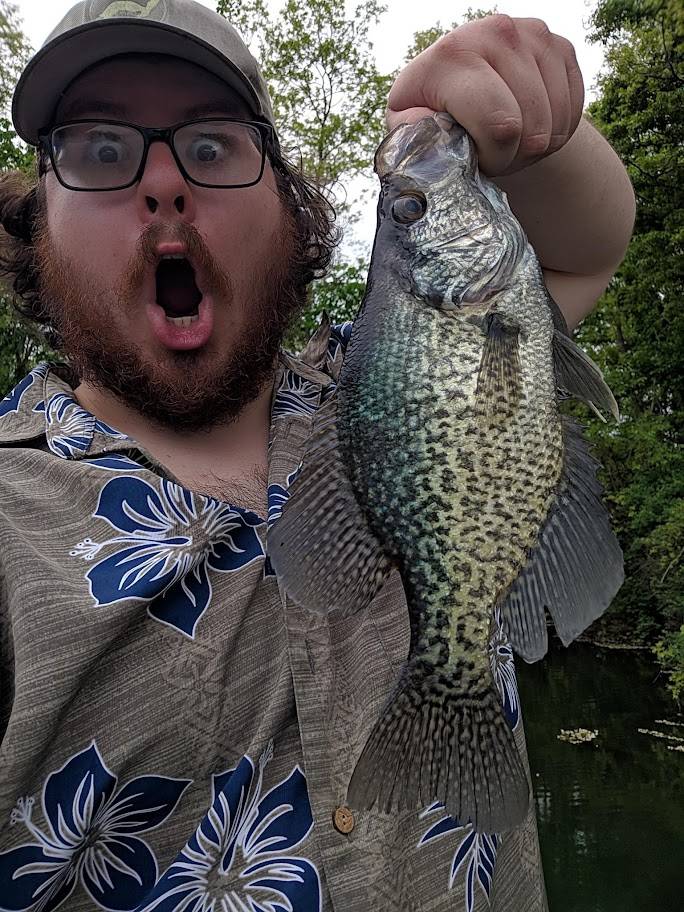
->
[0,363,52,446]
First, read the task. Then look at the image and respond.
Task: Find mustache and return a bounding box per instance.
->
[117,221,233,305]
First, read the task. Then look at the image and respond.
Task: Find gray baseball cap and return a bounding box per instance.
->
[12,0,278,147]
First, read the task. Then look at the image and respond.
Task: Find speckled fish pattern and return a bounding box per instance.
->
[269,113,623,833]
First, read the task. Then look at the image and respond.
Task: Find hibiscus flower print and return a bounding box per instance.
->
[140,743,321,912]
[45,392,128,459]
[489,607,521,730]
[271,370,321,420]
[0,365,49,421]
[418,803,499,912]
[70,475,265,638]
[0,742,190,912]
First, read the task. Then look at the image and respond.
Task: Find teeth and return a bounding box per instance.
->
[165,314,199,327]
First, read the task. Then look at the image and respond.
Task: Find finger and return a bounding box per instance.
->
[533,40,572,156]
[389,46,525,176]
[385,105,435,132]
[561,36,585,135]
[484,47,553,173]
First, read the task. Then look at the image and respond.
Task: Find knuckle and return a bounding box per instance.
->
[488,114,524,147]
[526,17,553,40]
[487,14,520,46]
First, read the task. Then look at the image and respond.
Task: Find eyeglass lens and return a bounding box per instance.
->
[50,121,265,189]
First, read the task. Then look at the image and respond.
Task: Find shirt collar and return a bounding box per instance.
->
[0,352,334,460]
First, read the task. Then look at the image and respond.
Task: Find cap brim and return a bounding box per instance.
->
[12,19,264,145]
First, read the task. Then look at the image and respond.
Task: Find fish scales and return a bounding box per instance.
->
[268,113,623,833]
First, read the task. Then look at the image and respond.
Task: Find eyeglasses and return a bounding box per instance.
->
[38,118,274,191]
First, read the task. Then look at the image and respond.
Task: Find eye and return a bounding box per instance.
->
[188,135,231,163]
[86,133,128,164]
[392,192,427,224]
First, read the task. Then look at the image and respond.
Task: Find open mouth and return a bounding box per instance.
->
[155,256,203,325]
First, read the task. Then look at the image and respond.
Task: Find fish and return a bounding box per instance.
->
[267,112,624,833]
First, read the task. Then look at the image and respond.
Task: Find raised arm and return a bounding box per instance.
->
[386,14,635,328]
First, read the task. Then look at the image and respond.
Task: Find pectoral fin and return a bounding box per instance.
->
[501,417,624,661]
[267,395,391,615]
[553,330,619,421]
[474,313,522,420]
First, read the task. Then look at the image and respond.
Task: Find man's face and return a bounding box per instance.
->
[36,56,301,432]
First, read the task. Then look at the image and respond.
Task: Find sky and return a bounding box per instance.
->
[14,0,608,253]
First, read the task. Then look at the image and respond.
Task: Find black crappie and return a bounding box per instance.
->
[268,113,623,833]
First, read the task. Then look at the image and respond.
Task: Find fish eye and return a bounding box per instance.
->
[392,192,427,224]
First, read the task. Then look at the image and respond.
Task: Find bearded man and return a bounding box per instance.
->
[0,1,634,910]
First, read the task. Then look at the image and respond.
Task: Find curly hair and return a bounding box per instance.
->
[0,146,339,345]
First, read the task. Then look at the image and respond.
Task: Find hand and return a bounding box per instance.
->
[386,15,584,177]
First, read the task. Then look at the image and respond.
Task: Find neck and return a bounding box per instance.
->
[73,378,274,510]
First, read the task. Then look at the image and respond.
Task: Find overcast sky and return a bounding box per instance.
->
[14,0,608,253]
[16,0,606,97]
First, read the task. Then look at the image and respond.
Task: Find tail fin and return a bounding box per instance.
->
[347,674,529,833]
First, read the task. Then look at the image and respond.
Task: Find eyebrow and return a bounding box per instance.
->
[59,98,250,122]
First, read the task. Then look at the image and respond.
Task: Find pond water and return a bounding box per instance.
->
[517,642,683,912]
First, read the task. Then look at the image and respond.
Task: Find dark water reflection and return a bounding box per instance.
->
[517,642,683,912]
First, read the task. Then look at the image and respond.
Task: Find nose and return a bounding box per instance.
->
[135,139,197,222]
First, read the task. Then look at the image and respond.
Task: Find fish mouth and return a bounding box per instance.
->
[375,113,473,182]
[153,247,204,321]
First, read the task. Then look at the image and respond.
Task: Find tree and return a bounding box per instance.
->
[217,0,392,194]
[0,1,53,394]
[576,0,683,696]
[404,7,498,60]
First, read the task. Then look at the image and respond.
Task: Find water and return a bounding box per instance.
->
[517,642,683,912]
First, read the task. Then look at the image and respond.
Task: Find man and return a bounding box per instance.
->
[0,1,634,910]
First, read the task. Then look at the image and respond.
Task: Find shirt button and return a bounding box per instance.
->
[332,805,355,834]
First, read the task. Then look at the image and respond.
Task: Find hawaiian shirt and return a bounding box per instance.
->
[0,323,548,912]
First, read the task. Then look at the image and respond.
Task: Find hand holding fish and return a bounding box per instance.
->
[386,14,584,177]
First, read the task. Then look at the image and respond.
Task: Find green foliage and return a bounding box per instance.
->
[654,625,684,703]
[0,1,43,392]
[284,261,366,353]
[216,0,392,193]
[576,0,683,693]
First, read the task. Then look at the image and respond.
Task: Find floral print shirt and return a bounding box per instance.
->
[0,325,547,912]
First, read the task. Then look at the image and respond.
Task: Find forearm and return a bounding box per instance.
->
[494,116,635,278]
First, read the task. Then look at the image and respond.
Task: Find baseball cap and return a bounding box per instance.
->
[12,0,278,148]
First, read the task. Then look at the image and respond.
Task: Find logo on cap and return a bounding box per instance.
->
[97,0,164,19]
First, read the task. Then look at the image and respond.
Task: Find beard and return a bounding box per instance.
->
[33,205,305,434]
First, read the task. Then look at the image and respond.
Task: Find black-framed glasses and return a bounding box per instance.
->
[38,117,274,191]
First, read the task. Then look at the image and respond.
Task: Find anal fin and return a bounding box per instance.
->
[501,416,624,661]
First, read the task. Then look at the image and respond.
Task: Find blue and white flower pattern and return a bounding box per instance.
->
[489,607,520,730]
[326,322,353,365]
[418,803,499,912]
[140,743,321,912]
[271,370,321,420]
[71,476,265,637]
[264,470,300,578]
[0,364,49,420]
[0,742,190,912]
[46,392,128,459]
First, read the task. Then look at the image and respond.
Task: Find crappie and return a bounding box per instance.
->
[268,113,623,833]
